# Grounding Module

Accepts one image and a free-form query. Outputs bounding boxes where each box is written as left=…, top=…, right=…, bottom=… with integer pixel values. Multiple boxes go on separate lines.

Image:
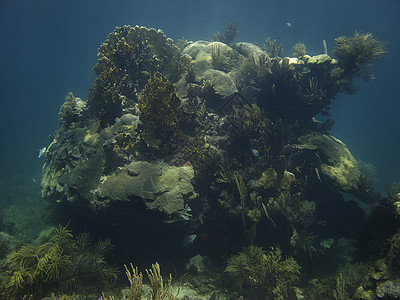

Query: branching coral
left=333, top=31, right=387, bottom=77
left=89, top=25, right=185, bottom=124
left=138, top=76, right=181, bottom=151
left=123, top=262, right=177, bottom=300
left=124, top=263, right=143, bottom=300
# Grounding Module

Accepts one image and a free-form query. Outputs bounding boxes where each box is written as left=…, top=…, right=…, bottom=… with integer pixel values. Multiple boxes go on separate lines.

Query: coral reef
left=88, top=25, right=186, bottom=124
left=38, top=25, right=392, bottom=299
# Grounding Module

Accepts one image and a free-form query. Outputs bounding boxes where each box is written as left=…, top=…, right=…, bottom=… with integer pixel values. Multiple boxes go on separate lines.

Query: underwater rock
left=297, top=132, right=361, bottom=193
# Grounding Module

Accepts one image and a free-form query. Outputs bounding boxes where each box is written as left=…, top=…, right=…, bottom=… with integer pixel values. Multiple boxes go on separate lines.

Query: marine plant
left=61, top=232, right=119, bottom=292
left=238, top=52, right=272, bottom=87
left=88, top=25, right=185, bottom=124
left=0, top=233, right=10, bottom=259
left=264, top=37, right=284, bottom=58
left=335, top=263, right=370, bottom=297
left=210, top=43, right=229, bottom=72
left=213, top=23, right=239, bottom=45
left=227, top=104, right=284, bottom=169
left=292, top=42, right=307, bottom=58
left=333, top=31, right=387, bottom=77
left=1, top=225, right=76, bottom=299
left=138, top=75, right=181, bottom=151
left=0, top=226, right=118, bottom=299
left=225, top=245, right=301, bottom=298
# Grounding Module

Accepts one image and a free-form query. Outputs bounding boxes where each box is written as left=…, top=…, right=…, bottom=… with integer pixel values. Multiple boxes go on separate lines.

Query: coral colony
left=2, top=25, right=394, bottom=299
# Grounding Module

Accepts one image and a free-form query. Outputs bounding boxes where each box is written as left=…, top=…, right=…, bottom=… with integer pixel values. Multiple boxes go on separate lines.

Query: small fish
left=38, top=147, right=46, bottom=158
left=286, top=22, right=292, bottom=28
left=181, top=234, right=197, bottom=247
left=115, top=117, right=121, bottom=124
left=251, top=148, right=260, bottom=157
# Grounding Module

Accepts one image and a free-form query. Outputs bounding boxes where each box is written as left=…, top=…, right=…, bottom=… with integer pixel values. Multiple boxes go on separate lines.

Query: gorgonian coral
left=333, top=31, right=387, bottom=77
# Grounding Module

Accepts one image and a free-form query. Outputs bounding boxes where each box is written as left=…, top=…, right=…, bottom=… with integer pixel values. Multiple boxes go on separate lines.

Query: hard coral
left=89, top=25, right=185, bottom=124
left=139, top=76, right=181, bottom=151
